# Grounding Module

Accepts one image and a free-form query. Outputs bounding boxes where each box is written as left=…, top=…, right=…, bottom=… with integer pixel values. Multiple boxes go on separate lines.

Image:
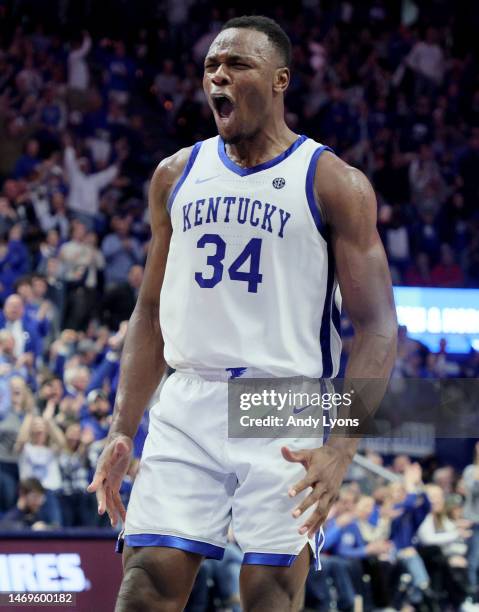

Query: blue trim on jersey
left=332, top=297, right=341, bottom=339
left=320, top=236, right=335, bottom=377
left=314, top=527, right=325, bottom=571
left=243, top=552, right=297, bottom=567
left=305, top=145, right=334, bottom=238
left=217, top=135, right=307, bottom=177
left=124, top=534, right=224, bottom=560
left=167, top=142, right=203, bottom=213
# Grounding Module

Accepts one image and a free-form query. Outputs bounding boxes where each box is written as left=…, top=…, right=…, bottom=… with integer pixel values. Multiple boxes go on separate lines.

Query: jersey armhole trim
left=305, top=145, right=334, bottom=239
left=167, top=141, right=203, bottom=214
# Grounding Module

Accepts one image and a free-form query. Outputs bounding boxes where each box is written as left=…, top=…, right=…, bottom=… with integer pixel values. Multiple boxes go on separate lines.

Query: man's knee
left=116, top=565, right=172, bottom=612
left=241, top=582, right=299, bottom=612
left=115, top=546, right=202, bottom=612
left=240, top=547, right=310, bottom=612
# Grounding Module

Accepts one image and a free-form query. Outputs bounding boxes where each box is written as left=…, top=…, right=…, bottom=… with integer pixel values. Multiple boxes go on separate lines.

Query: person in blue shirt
left=0, top=478, right=57, bottom=529
left=13, top=139, right=40, bottom=179
left=388, top=463, right=432, bottom=606
left=80, top=389, right=111, bottom=441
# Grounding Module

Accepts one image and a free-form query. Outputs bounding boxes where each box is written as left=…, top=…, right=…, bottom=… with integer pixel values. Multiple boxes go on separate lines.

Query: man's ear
left=273, top=67, right=290, bottom=93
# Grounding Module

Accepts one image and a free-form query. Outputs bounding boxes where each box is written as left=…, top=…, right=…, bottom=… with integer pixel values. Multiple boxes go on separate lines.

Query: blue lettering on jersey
left=181, top=196, right=291, bottom=238
left=206, top=197, right=221, bottom=223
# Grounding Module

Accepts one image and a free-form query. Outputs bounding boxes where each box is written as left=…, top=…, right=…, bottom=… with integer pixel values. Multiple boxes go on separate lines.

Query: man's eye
left=232, top=63, right=249, bottom=69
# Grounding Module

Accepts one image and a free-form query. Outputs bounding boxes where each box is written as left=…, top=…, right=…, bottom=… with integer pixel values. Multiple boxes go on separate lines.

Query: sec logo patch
left=272, top=177, right=285, bottom=189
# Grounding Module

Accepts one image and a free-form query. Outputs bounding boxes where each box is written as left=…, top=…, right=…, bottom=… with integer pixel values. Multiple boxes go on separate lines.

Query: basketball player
left=88, top=15, right=397, bottom=611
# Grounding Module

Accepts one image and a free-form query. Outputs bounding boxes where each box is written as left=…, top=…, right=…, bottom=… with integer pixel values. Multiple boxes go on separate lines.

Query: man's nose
left=211, top=64, right=230, bottom=85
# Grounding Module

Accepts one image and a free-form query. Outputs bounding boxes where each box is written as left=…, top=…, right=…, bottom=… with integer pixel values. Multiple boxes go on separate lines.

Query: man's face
left=4, top=296, right=24, bottom=321
left=89, top=398, right=110, bottom=418
left=25, top=490, right=46, bottom=514
left=203, top=28, right=285, bottom=144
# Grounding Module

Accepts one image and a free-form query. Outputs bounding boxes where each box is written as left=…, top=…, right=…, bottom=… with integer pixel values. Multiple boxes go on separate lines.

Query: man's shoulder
left=152, top=137, right=212, bottom=184
left=149, top=138, right=212, bottom=210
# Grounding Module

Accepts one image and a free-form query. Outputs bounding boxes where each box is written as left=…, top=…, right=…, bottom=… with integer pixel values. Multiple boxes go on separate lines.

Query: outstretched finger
left=288, top=472, right=316, bottom=497
left=95, top=481, right=107, bottom=515
left=87, top=470, right=105, bottom=494
left=292, top=486, right=325, bottom=518
left=298, top=508, right=324, bottom=537
left=112, top=490, right=126, bottom=523
left=106, top=486, right=118, bottom=527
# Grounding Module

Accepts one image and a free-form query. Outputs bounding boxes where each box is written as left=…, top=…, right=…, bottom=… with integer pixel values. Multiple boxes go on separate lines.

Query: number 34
left=195, top=234, right=263, bottom=293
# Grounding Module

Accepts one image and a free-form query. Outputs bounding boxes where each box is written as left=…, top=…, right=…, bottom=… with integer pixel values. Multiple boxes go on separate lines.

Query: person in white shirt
left=67, top=31, right=91, bottom=110
left=63, top=137, right=118, bottom=224
left=58, top=220, right=105, bottom=330
left=418, top=485, right=474, bottom=609
left=406, top=28, right=445, bottom=96
left=15, top=411, right=67, bottom=526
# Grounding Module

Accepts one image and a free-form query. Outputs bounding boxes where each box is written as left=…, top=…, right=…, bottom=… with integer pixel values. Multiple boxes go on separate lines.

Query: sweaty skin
left=88, top=24, right=397, bottom=612
left=283, top=152, right=397, bottom=537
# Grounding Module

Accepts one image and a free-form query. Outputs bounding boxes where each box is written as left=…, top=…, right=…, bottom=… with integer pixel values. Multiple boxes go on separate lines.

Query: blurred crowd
left=183, top=449, right=479, bottom=612
left=0, top=0, right=478, bottom=609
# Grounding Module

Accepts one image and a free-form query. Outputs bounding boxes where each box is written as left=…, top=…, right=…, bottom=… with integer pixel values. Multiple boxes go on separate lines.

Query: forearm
left=15, top=414, right=33, bottom=451
left=109, top=302, right=166, bottom=439
left=48, top=421, right=66, bottom=449
left=325, top=328, right=397, bottom=458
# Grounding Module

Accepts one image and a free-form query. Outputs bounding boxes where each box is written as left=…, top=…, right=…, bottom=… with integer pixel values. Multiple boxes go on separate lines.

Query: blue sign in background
left=393, top=287, right=479, bottom=353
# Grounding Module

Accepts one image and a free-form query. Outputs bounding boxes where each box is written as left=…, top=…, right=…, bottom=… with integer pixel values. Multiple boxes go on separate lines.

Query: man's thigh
left=116, top=545, right=203, bottom=612
left=239, top=544, right=311, bottom=612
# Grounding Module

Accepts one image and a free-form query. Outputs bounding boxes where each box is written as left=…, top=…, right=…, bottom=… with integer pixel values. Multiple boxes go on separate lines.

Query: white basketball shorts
left=123, top=371, right=326, bottom=568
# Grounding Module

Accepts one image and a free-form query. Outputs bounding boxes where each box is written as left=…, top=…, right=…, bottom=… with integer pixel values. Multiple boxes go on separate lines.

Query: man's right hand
left=87, top=434, right=133, bottom=527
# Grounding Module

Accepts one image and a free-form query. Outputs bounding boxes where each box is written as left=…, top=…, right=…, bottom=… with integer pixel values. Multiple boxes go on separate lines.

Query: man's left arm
left=283, top=152, right=397, bottom=537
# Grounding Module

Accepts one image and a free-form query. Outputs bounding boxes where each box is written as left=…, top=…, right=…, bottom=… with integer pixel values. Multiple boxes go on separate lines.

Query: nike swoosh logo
left=293, top=404, right=312, bottom=414
left=195, top=175, right=219, bottom=184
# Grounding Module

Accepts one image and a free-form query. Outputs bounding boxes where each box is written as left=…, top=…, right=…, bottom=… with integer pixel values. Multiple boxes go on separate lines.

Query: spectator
left=37, top=191, right=70, bottom=241
left=434, top=339, right=461, bottom=378
left=13, top=138, right=40, bottom=180
left=67, top=31, right=91, bottom=109
left=0, top=196, right=18, bottom=237
left=463, top=443, right=479, bottom=601
left=0, top=478, right=57, bottom=530
left=0, top=294, right=41, bottom=359
left=58, top=423, right=96, bottom=527
left=103, top=41, right=135, bottom=104
left=101, top=264, right=143, bottom=330
left=408, top=143, right=446, bottom=216
left=63, top=364, right=90, bottom=399
left=15, top=410, right=66, bottom=526
left=418, top=484, right=473, bottom=609
left=406, top=28, right=445, bottom=96
left=80, top=389, right=112, bottom=441
left=101, top=215, right=143, bottom=287
left=388, top=464, right=432, bottom=607
left=59, top=220, right=104, bottom=330
left=63, top=136, right=119, bottom=225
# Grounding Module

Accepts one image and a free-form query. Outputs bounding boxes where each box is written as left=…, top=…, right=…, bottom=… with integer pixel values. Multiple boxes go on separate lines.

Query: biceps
left=333, top=232, right=396, bottom=334
left=137, top=224, right=171, bottom=308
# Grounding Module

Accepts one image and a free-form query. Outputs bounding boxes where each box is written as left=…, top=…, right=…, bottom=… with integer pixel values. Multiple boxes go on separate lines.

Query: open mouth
left=212, top=94, right=235, bottom=119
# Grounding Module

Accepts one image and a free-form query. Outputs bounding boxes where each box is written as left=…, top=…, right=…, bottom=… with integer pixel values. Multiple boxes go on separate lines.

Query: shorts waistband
left=174, top=367, right=273, bottom=382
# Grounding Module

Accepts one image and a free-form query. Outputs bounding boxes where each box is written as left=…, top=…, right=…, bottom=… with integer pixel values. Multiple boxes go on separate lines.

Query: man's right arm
left=87, top=146, right=192, bottom=524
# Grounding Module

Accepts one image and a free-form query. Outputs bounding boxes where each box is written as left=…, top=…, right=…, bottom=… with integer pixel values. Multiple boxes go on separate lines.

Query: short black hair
left=221, top=15, right=292, bottom=68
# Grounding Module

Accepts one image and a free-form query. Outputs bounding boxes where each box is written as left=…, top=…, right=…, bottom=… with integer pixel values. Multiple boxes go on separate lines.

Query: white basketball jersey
left=160, top=135, right=342, bottom=378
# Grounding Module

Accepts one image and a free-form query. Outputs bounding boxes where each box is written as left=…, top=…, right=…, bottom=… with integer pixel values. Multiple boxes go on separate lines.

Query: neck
left=224, top=121, right=298, bottom=168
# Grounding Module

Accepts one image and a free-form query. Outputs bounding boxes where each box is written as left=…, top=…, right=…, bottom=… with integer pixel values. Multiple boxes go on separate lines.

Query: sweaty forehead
left=206, top=28, right=277, bottom=64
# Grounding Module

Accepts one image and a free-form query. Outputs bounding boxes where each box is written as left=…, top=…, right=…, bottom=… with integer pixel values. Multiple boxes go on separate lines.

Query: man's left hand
left=282, top=445, right=352, bottom=538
